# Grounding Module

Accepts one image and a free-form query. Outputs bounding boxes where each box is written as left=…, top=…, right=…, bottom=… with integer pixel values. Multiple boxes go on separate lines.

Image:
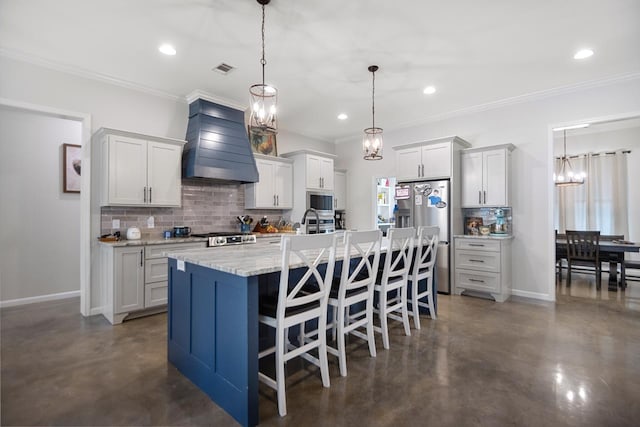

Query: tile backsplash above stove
left=101, top=179, right=285, bottom=237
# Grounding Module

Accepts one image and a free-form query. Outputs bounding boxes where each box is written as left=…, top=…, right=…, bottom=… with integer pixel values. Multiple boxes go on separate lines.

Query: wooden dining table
left=556, top=238, right=640, bottom=291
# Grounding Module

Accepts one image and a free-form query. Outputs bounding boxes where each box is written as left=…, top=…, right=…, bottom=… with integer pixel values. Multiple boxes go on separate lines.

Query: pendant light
left=554, top=130, right=585, bottom=186
left=249, top=0, right=277, bottom=134
left=363, top=65, right=383, bottom=160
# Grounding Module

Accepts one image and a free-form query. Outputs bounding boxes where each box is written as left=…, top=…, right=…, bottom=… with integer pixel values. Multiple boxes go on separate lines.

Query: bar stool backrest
left=381, top=227, right=415, bottom=285
left=278, top=234, right=337, bottom=319
left=413, top=226, right=439, bottom=278
left=338, top=230, right=383, bottom=298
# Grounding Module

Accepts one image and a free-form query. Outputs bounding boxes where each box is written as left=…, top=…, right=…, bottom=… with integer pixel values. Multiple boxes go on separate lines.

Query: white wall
left=277, top=129, right=335, bottom=155
left=0, top=107, right=82, bottom=302
left=335, top=77, right=640, bottom=301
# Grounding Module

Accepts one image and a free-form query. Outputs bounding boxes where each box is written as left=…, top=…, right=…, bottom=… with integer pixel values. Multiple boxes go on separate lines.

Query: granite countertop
left=97, top=236, right=208, bottom=247
left=454, top=234, right=514, bottom=240
left=167, top=237, right=393, bottom=278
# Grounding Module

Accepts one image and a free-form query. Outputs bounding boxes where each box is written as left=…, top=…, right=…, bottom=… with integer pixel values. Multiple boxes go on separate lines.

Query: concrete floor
left=2, top=279, right=640, bottom=426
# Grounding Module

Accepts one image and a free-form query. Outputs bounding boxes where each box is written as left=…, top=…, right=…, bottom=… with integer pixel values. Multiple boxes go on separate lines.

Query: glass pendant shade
left=554, top=130, right=585, bottom=186
left=363, top=65, right=383, bottom=160
left=249, top=0, right=277, bottom=134
left=363, top=127, right=383, bottom=160
left=249, top=84, right=277, bottom=133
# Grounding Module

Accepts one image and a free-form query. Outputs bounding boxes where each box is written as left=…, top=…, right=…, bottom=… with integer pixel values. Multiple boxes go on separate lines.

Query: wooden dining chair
left=555, top=230, right=567, bottom=281
left=258, top=233, right=337, bottom=417
left=566, top=230, right=601, bottom=290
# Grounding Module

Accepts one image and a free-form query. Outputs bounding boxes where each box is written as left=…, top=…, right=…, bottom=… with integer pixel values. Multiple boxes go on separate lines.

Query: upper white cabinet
left=393, top=136, right=471, bottom=181
left=244, top=154, right=293, bottom=209
left=281, top=150, right=336, bottom=192
left=334, top=169, right=347, bottom=210
left=305, top=154, right=334, bottom=190
left=94, top=128, right=184, bottom=207
left=461, top=144, right=515, bottom=207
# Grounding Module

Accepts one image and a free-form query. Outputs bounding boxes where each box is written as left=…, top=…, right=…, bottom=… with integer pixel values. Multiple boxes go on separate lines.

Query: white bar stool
left=258, top=234, right=337, bottom=417
left=326, top=229, right=382, bottom=377
left=408, top=226, right=439, bottom=328
left=373, top=227, right=415, bottom=349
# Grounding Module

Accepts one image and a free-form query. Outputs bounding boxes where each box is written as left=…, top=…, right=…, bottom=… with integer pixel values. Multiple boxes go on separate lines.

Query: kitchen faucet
left=301, top=208, right=320, bottom=234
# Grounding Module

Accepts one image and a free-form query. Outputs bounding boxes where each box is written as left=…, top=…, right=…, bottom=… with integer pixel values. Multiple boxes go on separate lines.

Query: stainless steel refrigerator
left=395, top=180, right=451, bottom=294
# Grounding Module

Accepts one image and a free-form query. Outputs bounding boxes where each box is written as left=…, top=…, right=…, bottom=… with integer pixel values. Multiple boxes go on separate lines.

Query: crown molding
left=0, top=47, right=185, bottom=102
left=185, top=89, right=247, bottom=111
left=334, top=71, right=640, bottom=144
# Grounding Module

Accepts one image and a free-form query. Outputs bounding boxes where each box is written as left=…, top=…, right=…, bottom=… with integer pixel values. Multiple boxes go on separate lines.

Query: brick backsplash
left=101, top=179, right=286, bottom=237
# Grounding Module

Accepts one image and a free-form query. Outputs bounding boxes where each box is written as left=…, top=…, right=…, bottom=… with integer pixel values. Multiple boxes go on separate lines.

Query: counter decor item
left=465, top=217, right=483, bottom=235
left=126, top=227, right=141, bottom=240
left=479, top=225, right=491, bottom=236
left=173, top=226, right=191, bottom=237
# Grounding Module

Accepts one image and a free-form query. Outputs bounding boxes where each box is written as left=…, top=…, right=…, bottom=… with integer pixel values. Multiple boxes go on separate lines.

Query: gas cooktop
left=191, top=232, right=257, bottom=247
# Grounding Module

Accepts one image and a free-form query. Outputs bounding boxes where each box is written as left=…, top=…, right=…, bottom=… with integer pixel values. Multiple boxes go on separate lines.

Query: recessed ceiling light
left=337, top=113, right=348, bottom=120
left=423, top=86, right=436, bottom=95
left=553, top=123, right=590, bottom=131
left=158, top=44, right=176, bottom=56
left=573, top=49, right=593, bottom=60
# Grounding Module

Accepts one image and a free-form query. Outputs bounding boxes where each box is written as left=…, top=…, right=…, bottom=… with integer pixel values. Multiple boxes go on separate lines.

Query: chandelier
left=554, top=129, right=585, bottom=186
left=363, top=65, right=383, bottom=160
left=249, top=0, right=277, bottom=134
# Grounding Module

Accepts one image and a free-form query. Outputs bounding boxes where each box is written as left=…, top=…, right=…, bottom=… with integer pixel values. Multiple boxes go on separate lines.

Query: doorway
left=551, top=114, right=640, bottom=301
left=373, top=176, right=397, bottom=236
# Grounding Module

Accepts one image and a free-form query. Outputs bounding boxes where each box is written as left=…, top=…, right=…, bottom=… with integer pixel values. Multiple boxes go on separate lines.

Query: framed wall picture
left=248, top=126, right=277, bottom=156
left=63, top=143, right=81, bottom=193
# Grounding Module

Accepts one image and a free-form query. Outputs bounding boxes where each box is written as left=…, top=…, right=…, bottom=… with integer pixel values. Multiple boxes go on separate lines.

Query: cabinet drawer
left=145, top=257, right=168, bottom=283
left=144, top=282, right=167, bottom=307
left=455, top=250, right=500, bottom=273
left=145, top=242, right=205, bottom=259
left=456, top=270, right=500, bottom=293
left=456, top=239, right=501, bottom=252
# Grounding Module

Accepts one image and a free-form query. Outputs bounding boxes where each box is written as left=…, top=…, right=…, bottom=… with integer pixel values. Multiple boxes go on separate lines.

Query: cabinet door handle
left=421, top=164, right=425, bottom=177
left=276, top=195, right=279, bottom=206
left=469, top=259, right=485, bottom=263
left=469, top=243, right=485, bottom=247
left=469, top=278, right=485, bottom=283
left=417, top=165, right=420, bottom=177
left=483, top=191, right=486, bottom=204
left=478, top=190, right=481, bottom=204
left=143, top=187, right=147, bottom=203
left=273, top=195, right=276, bottom=206
left=149, top=187, right=152, bottom=203
left=140, top=249, right=143, bottom=267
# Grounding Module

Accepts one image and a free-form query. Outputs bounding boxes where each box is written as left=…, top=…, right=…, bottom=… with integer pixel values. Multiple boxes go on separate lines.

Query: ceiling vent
left=213, top=63, right=235, bottom=75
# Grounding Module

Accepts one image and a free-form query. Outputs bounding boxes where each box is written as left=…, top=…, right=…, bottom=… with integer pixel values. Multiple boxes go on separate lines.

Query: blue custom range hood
left=183, top=99, right=259, bottom=183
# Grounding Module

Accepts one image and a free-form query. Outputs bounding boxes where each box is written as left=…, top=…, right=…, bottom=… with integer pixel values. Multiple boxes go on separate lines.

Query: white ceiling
left=1, top=0, right=639, bottom=142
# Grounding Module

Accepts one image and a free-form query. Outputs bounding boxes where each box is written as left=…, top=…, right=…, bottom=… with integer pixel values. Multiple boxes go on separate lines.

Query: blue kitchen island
left=166, top=237, right=436, bottom=426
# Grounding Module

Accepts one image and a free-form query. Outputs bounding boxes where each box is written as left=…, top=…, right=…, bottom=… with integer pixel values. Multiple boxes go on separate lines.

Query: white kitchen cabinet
left=95, top=128, right=185, bottom=207
left=99, top=241, right=206, bottom=324
left=114, top=246, right=145, bottom=315
left=393, top=136, right=471, bottom=181
left=281, top=149, right=338, bottom=223
left=305, top=154, right=334, bottom=190
left=454, top=236, right=512, bottom=302
left=461, top=144, right=514, bottom=208
left=334, top=169, right=347, bottom=210
left=244, top=154, right=293, bottom=209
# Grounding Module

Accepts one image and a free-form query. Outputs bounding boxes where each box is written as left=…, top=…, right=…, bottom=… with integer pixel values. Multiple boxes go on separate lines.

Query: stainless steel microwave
left=307, top=191, right=334, bottom=214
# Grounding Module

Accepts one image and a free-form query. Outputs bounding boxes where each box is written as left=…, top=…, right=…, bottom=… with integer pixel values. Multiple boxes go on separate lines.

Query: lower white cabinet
left=454, top=237, right=512, bottom=302
left=100, top=241, right=206, bottom=324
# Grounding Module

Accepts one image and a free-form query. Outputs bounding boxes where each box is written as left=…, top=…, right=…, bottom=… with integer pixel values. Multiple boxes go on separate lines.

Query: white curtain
left=555, top=151, right=629, bottom=236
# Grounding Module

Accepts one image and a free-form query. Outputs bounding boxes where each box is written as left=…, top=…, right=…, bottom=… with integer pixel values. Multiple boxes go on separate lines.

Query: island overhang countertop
left=165, top=237, right=394, bottom=277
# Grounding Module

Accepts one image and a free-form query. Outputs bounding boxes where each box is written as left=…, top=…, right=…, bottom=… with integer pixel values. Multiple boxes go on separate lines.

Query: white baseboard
left=0, top=290, right=80, bottom=308
left=511, top=289, right=555, bottom=302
